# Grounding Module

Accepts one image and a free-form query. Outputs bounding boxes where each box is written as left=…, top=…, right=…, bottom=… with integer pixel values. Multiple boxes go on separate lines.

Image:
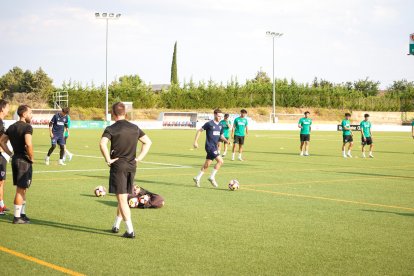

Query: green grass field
left=0, top=129, right=413, bottom=275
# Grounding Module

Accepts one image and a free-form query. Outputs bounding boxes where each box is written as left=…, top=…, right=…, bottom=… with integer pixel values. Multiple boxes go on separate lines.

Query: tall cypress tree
left=170, top=41, right=178, bottom=85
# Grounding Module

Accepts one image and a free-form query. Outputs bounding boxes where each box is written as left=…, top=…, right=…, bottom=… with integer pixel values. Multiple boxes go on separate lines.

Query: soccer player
left=360, top=114, right=374, bottom=158
left=193, top=109, right=229, bottom=188
left=0, top=105, right=34, bottom=224
left=100, top=102, right=152, bottom=239
left=128, top=185, right=165, bottom=209
left=231, top=109, right=248, bottom=161
left=0, top=100, right=10, bottom=215
left=298, top=111, right=312, bottom=156
left=62, top=114, right=73, bottom=162
left=412, top=120, right=414, bottom=140
left=341, top=112, right=353, bottom=158
left=45, top=107, right=70, bottom=165
left=218, top=113, right=231, bottom=157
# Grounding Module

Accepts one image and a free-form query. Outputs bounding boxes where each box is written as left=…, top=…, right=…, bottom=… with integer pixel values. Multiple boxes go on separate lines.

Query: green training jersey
left=219, top=119, right=231, bottom=138
left=341, top=119, right=352, bottom=136
left=64, top=115, right=71, bottom=137
left=360, top=120, right=371, bottom=138
left=233, top=117, right=248, bottom=136
left=412, top=120, right=414, bottom=126
left=298, top=117, right=312, bottom=134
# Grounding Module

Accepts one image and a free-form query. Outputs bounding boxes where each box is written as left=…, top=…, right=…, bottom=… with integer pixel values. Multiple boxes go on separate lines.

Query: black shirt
left=6, top=121, right=33, bottom=161
left=102, top=120, right=145, bottom=171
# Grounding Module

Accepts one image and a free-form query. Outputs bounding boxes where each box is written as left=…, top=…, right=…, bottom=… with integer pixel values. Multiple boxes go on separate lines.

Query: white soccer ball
left=228, top=179, right=240, bottom=191
left=138, top=194, right=150, bottom=205
left=128, top=197, right=139, bottom=208
left=94, top=186, right=107, bottom=197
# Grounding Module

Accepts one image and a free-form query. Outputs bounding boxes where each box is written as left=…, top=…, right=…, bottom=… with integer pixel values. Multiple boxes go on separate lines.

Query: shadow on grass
left=0, top=215, right=115, bottom=237
left=335, top=171, right=414, bottom=180
left=247, top=150, right=334, bottom=157
left=361, top=209, right=414, bottom=217
left=375, top=150, right=413, bottom=155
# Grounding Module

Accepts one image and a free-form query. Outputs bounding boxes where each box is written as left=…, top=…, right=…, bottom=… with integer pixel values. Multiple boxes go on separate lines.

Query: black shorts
left=206, top=148, right=220, bottom=161
left=0, top=154, right=7, bottom=181
left=300, top=134, right=310, bottom=142
left=11, top=157, right=32, bottom=189
left=234, top=135, right=245, bottom=145
left=109, top=169, right=135, bottom=194
left=51, top=135, right=65, bottom=145
left=343, top=135, right=353, bottom=143
left=361, top=137, right=373, bottom=145
left=64, top=136, right=68, bottom=143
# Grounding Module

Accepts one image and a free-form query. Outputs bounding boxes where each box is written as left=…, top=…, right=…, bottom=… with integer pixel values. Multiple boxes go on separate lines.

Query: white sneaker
left=343, top=154, right=347, bottom=158
left=68, top=153, right=73, bottom=161
left=304, top=152, right=309, bottom=156
left=58, top=160, right=66, bottom=166
left=193, top=177, right=200, bottom=188
left=231, top=157, right=235, bottom=161
left=45, top=157, right=50, bottom=165
left=207, top=177, right=218, bottom=188
left=369, top=154, right=374, bottom=158
left=362, top=153, right=366, bottom=158
left=347, top=153, right=352, bottom=158
left=300, top=152, right=304, bottom=156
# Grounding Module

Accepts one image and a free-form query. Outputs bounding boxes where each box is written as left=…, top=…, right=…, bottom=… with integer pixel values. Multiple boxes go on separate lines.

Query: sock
left=63, top=153, right=66, bottom=160
left=362, top=152, right=366, bottom=157
left=238, top=153, right=242, bottom=158
left=223, top=150, right=227, bottom=155
left=369, top=151, right=372, bottom=155
left=45, top=155, right=50, bottom=160
left=305, top=151, right=308, bottom=155
left=113, top=216, right=122, bottom=228
left=210, top=169, right=218, bottom=179
left=125, top=220, right=134, bottom=234
left=14, top=205, right=22, bottom=218
left=196, top=171, right=204, bottom=180
left=0, top=200, right=4, bottom=208
left=21, top=201, right=26, bottom=215
left=59, top=159, right=64, bottom=162
left=300, top=151, right=303, bottom=154
left=232, top=153, right=235, bottom=159
left=348, top=150, right=351, bottom=155
left=342, top=150, right=346, bottom=155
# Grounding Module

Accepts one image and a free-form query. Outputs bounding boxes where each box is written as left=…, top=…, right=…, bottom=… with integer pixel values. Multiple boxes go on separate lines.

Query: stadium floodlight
left=266, top=31, right=283, bottom=123
left=95, top=12, right=121, bottom=124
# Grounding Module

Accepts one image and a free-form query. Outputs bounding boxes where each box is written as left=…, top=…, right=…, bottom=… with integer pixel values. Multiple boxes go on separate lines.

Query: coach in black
left=0, top=105, right=34, bottom=224
left=99, top=102, right=152, bottom=238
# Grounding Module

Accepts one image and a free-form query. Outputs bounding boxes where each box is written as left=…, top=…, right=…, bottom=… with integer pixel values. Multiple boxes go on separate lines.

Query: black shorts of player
left=64, top=136, right=68, bottom=143
left=234, top=135, right=245, bottom=145
left=343, top=135, right=353, bottom=143
left=0, top=154, right=7, bottom=181
left=51, top=134, right=65, bottom=145
left=361, top=137, right=373, bottom=146
left=109, top=168, right=135, bottom=194
left=205, top=148, right=220, bottom=161
left=11, top=156, right=32, bottom=189
left=300, top=134, right=310, bottom=142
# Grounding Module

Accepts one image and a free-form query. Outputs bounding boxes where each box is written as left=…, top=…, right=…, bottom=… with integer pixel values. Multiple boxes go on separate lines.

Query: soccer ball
left=128, top=197, right=139, bottom=208
left=94, top=186, right=107, bottom=197
left=138, top=194, right=150, bottom=205
left=228, top=179, right=240, bottom=191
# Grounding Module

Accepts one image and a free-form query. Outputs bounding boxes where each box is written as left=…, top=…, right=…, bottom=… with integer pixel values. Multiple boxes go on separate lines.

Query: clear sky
left=0, top=0, right=413, bottom=89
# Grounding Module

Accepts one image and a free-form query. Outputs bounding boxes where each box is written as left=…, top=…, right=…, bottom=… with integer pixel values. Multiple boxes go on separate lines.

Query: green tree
left=170, top=41, right=178, bottom=85
left=32, top=67, right=54, bottom=98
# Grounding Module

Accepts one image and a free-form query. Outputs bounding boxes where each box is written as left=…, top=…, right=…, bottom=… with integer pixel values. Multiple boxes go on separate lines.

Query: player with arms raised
left=341, top=113, right=353, bottom=158
left=193, top=109, right=229, bottom=188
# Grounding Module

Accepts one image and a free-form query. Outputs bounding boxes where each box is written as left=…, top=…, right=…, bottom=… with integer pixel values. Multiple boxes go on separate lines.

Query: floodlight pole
left=95, top=12, right=121, bottom=125
left=266, top=31, right=283, bottom=123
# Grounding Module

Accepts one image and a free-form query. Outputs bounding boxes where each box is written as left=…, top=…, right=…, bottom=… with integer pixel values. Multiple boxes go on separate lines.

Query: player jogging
left=62, top=114, right=73, bottom=162
left=341, top=112, right=353, bottom=158
left=45, top=107, right=70, bottom=165
left=360, top=113, right=374, bottom=158
left=298, top=111, right=312, bottom=156
left=218, top=113, right=231, bottom=157
left=0, top=105, right=34, bottom=224
left=193, top=109, right=229, bottom=188
left=100, top=102, right=152, bottom=239
left=231, top=109, right=248, bottom=161
left=0, top=100, right=10, bottom=215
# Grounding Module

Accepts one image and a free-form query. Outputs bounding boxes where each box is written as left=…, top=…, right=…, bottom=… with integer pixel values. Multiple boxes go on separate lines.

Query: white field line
left=33, top=150, right=190, bottom=168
